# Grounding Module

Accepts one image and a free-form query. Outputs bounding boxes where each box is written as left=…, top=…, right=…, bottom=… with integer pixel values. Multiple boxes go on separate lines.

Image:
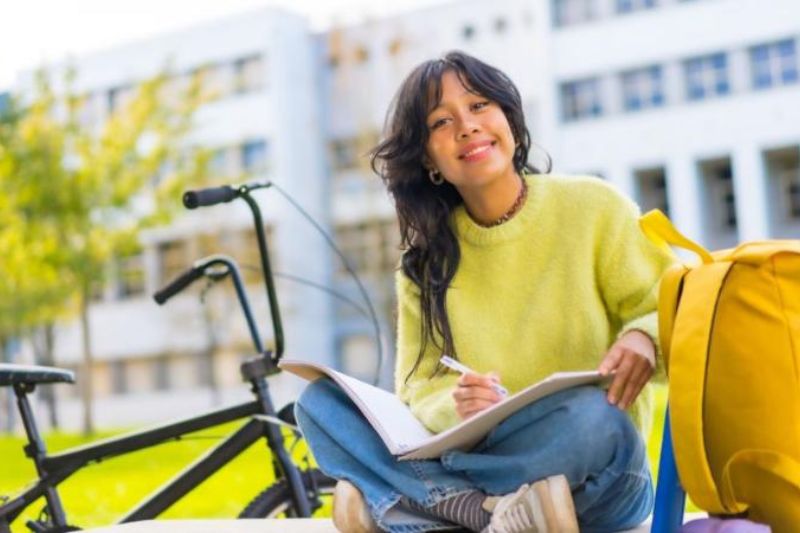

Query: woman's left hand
left=597, top=330, right=656, bottom=410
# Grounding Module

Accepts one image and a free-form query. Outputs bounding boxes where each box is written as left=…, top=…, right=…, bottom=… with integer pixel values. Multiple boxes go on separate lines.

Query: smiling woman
left=294, top=50, right=676, bottom=533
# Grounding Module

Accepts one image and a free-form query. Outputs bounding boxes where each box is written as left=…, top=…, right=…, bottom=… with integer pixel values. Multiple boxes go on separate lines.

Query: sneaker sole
left=545, top=475, right=579, bottom=533
left=332, top=480, right=379, bottom=533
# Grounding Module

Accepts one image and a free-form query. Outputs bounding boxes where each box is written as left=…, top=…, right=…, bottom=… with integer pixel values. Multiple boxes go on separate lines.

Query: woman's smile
left=458, top=140, right=496, bottom=163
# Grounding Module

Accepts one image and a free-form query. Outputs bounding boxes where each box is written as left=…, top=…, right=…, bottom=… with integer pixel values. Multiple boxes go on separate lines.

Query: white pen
left=440, top=355, right=509, bottom=397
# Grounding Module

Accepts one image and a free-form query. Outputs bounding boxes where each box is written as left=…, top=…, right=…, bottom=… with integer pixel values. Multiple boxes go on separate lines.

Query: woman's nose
left=457, top=120, right=480, bottom=139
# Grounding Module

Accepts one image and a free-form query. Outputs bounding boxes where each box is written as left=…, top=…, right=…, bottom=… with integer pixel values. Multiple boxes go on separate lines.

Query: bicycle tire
left=239, top=468, right=337, bottom=518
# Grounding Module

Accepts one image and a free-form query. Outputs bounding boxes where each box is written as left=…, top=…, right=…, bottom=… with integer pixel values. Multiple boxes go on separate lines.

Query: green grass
left=0, top=422, right=319, bottom=531
left=1, top=385, right=688, bottom=531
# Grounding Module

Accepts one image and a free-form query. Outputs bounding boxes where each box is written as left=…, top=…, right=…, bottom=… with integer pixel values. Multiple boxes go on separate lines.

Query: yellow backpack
left=639, top=210, right=800, bottom=531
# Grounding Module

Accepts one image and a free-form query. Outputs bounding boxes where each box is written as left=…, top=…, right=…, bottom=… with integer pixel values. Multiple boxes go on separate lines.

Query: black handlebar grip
left=153, top=266, right=205, bottom=305
left=183, top=186, right=238, bottom=209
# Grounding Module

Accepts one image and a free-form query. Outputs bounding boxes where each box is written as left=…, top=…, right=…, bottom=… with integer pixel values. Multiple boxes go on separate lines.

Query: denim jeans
left=295, top=379, right=653, bottom=533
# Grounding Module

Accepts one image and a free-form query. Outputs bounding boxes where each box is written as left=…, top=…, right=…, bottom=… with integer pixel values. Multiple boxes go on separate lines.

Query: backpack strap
left=639, top=210, right=713, bottom=264
left=657, top=263, right=688, bottom=372
left=669, top=261, right=735, bottom=513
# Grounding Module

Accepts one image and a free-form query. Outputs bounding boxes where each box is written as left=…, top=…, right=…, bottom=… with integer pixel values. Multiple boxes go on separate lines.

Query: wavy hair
left=370, top=51, right=551, bottom=382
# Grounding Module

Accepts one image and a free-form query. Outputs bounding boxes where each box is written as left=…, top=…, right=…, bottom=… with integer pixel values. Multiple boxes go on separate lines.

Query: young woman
left=295, top=51, right=675, bottom=533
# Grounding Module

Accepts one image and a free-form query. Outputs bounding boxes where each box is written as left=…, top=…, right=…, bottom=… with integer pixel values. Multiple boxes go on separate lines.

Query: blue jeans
left=295, top=380, right=653, bottom=532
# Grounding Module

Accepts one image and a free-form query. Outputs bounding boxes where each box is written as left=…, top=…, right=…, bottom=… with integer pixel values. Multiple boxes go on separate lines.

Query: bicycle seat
left=0, top=363, right=75, bottom=387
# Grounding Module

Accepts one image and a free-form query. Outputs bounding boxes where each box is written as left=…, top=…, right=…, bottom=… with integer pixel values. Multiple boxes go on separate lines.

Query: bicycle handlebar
left=153, top=266, right=205, bottom=304
left=183, top=186, right=238, bottom=209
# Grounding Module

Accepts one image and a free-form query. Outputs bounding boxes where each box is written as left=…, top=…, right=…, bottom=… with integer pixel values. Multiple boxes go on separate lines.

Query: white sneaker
left=481, top=475, right=578, bottom=533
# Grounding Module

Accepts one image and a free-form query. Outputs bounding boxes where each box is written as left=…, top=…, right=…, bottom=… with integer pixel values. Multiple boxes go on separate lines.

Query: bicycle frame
left=0, top=186, right=317, bottom=531
left=1, top=388, right=266, bottom=528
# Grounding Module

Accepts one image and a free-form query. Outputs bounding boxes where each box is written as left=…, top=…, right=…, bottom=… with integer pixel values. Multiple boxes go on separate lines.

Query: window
left=157, top=240, right=188, bottom=287
left=234, top=55, right=264, bottom=94
left=616, top=0, right=657, bottom=14
left=750, top=39, right=798, bottom=90
left=685, top=53, right=730, bottom=101
left=334, top=219, right=400, bottom=277
left=388, top=38, right=404, bottom=56
left=116, top=253, right=145, bottom=299
left=193, top=63, right=230, bottom=100
left=330, top=139, right=358, bottom=170
left=634, top=167, right=670, bottom=217
left=111, top=361, right=128, bottom=395
left=160, top=74, right=190, bottom=109
left=765, top=146, right=800, bottom=230
left=561, top=78, right=603, bottom=121
left=354, top=45, right=370, bottom=63
left=339, top=334, right=378, bottom=380
left=462, top=24, right=476, bottom=40
left=779, top=159, right=800, bottom=219
left=78, top=92, right=101, bottom=126
left=154, top=357, right=171, bottom=391
left=210, top=147, right=231, bottom=178
left=241, top=140, right=268, bottom=173
left=621, top=65, right=665, bottom=111
left=329, top=131, right=379, bottom=172
left=790, top=181, right=800, bottom=218
left=698, top=158, right=737, bottom=245
left=107, top=85, right=135, bottom=114
left=553, top=0, right=596, bottom=27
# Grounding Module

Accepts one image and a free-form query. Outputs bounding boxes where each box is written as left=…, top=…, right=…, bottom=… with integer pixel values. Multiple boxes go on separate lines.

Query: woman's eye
left=429, top=118, right=448, bottom=130
left=471, top=101, right=490, bottom=111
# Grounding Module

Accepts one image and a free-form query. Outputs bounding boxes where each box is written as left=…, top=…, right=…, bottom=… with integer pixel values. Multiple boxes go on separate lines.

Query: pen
left=440, top=355, right=509, bottom=397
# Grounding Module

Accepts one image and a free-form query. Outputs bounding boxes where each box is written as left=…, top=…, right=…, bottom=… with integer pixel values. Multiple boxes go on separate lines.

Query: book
left=279, top=359, right=611, bottom=461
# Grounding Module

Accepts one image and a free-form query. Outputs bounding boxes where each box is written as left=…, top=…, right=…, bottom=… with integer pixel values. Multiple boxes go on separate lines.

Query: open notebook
left=279, top=359, right=610, bottom=461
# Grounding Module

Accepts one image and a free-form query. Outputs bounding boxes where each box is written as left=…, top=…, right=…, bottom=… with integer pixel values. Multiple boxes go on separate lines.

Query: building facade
left=10, top=0, right=799, bottom=430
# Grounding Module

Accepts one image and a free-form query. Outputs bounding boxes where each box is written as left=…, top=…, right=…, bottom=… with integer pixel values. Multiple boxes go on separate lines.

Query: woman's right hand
left=452, top=372, right=505, bottom=420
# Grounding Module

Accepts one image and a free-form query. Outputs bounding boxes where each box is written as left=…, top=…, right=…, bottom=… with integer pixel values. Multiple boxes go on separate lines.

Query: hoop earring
left=429, top=169, right=444, bottom=185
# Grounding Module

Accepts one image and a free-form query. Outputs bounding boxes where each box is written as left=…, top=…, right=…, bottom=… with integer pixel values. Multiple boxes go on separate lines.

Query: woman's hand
left=453, top=372, right=505, bottom=420
left=598, top=330, right=656, bottom=410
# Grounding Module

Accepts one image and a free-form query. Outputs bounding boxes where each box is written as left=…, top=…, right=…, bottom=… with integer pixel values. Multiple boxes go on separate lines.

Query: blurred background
left=0, top=0, right=798, bottom=438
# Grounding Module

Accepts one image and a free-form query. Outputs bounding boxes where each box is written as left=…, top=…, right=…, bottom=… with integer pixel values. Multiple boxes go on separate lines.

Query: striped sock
left=405, top=490, right=491, bottom=531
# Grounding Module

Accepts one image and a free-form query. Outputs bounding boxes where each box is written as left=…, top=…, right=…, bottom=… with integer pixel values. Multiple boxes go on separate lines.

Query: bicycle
left=0, top=181, right=338, bottom=533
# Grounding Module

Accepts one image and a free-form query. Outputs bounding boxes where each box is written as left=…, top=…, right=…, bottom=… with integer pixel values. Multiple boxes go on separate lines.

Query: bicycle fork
left=247, top=363, right=314, bottom=517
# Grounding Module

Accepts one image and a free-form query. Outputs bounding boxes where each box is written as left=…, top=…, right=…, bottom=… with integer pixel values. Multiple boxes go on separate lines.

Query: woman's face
left=424, top=70, right=517, bottom=190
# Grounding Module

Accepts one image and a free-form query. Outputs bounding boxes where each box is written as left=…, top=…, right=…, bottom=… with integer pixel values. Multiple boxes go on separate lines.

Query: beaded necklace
left=474, top=178, right=528, bottom=228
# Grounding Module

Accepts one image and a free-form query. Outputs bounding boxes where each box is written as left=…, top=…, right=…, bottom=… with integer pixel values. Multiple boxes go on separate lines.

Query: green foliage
left=0, top=67, right=212, bottom=337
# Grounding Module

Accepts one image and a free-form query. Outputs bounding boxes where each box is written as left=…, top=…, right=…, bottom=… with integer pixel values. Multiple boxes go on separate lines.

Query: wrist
left=621, top=329, right=656, bottom=365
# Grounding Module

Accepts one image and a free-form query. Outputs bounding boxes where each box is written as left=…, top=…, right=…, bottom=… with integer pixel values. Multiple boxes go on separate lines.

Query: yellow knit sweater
left=394, top=173, right=676, bottom=438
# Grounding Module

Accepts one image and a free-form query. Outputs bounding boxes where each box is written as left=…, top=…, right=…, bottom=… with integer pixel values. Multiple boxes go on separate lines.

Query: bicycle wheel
left=239, top=468, right=337, bottom=518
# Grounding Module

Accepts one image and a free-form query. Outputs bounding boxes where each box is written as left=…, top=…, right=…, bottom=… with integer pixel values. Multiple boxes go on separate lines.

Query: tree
left=0, top=68, right=211, bottom=434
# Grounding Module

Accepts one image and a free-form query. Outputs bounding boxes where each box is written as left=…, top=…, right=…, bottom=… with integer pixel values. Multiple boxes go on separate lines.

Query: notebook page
left=331, top=370, right=433, bottom=454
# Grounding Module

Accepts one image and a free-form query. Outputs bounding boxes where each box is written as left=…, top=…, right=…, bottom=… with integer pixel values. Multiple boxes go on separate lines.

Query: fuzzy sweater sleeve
left=595, top=186, right=677, bottom=380
left=394, top=271, right=461, bottom=433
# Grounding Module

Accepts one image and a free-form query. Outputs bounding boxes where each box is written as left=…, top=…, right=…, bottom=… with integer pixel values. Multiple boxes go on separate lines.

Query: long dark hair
left=370, top=51, right=551, bottom=382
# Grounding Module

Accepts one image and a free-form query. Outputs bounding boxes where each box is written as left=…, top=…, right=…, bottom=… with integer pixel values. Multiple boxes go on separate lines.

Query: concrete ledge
left=86, top=519, right=337, bottom=532
left=83, top=513, right=708, bottom=532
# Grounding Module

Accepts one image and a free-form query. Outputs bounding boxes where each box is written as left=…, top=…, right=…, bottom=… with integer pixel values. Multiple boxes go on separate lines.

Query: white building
left=8, top=0, right=799, bottom=430
left=543, top=0, right=800, bottom=250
